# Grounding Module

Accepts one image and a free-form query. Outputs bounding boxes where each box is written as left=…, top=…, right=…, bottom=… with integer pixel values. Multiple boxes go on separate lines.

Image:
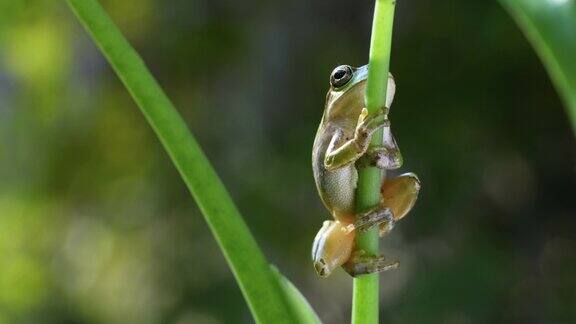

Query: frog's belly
left=315, top=165, right=357, bottom=222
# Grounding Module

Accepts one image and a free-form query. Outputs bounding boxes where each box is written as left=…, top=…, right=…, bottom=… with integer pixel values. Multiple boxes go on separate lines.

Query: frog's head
left=325, top=64, right=395, bottom=125
left=312, top=220, right=355, bottom=278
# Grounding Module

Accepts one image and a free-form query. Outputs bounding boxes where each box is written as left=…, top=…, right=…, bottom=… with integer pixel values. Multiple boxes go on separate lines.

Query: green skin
left=311, top=65, right=420, bottom=278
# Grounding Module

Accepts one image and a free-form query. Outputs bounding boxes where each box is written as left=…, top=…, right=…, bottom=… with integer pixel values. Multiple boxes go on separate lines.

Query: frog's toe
left=314, top=259, right=331, bottom=278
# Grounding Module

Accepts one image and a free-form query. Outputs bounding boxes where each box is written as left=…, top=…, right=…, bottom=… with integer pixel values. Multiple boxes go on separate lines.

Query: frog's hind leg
left=312, top=220, right=355, bottom=278
left=342, top=250, right=399, bottom=277
left=354, top=206, right=395, bottom=233
left=379, top=172, right=420, bottom=236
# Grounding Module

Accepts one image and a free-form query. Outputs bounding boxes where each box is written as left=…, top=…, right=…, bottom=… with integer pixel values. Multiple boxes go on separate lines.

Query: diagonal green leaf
left=271, top=266, right=322, bottom=324
left=500, top=0, right=576, bottom=135
left=65, top=0, right=319, bottom=322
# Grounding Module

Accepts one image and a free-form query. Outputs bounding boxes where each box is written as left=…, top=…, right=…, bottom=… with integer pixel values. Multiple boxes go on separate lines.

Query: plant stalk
left=352, top=0, right=396, bottom=323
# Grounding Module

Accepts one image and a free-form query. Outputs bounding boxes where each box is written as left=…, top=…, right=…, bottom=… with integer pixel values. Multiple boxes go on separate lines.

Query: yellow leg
left=379, top=172, right=420, bottom=236
left=312, top=220, right=355, bottom=278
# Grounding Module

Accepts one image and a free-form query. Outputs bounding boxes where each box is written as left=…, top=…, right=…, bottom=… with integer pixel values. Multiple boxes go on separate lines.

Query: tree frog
left=311, top=64, right=421, bottom=278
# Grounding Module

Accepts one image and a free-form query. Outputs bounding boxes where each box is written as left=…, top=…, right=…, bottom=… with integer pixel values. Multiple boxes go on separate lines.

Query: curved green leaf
left=271, top=266, right=322, bottom=324
left=65, top=0, right=318, bottom=322
left=500, top=0, right=576, bottom=135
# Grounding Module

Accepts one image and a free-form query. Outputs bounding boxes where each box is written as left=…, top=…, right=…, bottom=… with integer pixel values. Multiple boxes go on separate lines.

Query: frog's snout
left=314, top=259, right=330, bottom=278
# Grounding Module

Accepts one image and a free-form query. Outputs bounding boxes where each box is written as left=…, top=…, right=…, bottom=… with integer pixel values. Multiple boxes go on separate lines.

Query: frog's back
left=312, top=66, right=370, bottom=222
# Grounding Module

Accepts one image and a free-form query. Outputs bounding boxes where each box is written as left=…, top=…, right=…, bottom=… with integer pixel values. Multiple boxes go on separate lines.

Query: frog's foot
left=343, top=250, right=399, bottom=277
left=355, top=206, right=395, bottom=233
left=357, top=145, right=402, bottom=170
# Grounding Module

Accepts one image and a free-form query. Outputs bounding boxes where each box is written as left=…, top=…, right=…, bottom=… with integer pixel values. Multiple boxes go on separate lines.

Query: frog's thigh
left=381, top=172, right=421, bottom=221
left=312, top=220, right=356, bottom=277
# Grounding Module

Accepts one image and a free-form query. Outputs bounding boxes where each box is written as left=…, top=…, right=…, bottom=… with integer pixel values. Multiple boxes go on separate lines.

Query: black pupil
left=334, top=70, right=346, bottom=80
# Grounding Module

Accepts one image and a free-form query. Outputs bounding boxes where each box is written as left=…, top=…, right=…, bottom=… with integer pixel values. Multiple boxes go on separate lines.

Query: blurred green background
left=1, top=0, right=575, bottom=323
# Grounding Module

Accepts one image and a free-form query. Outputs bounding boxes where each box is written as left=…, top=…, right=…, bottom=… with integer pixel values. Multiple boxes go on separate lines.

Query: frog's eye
left=330, top=65, right=353, bottom=88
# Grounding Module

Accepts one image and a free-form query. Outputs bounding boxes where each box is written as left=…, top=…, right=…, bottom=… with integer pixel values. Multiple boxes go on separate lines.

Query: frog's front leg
left=324, top=108, right=389, bottom=171
left=342, top=250, right=399, bottom=277
left=357, top=123, right=402, bottom=170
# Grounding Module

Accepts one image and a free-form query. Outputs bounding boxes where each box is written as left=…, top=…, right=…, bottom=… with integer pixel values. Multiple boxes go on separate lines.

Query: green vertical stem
left=352, top=0, right=396, bottom=323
